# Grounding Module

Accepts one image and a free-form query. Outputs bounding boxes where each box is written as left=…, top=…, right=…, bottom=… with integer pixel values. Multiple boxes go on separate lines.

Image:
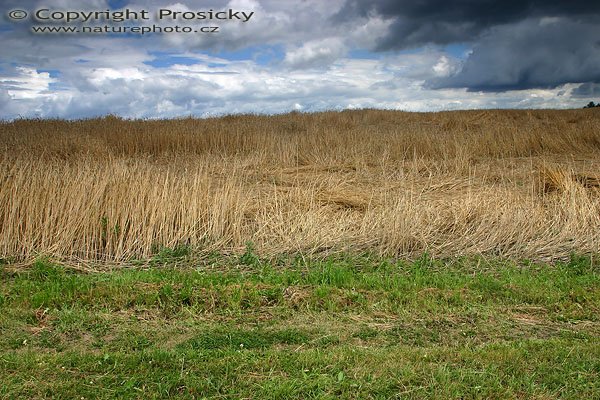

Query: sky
left=1, top=0, right=599, bottom=119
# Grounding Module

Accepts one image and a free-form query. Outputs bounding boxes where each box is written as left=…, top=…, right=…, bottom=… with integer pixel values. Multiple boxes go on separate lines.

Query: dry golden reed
left=1, top=109, right=599, bottom=262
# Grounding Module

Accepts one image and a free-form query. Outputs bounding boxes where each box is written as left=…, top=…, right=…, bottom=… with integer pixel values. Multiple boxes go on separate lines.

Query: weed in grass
left=150, top=245, right=191, bottom=266
left=352, top=326, right=379, bottom=341
left=239, top=241, right=261, bottom=267
left=180, top=327, right=311, bottom=351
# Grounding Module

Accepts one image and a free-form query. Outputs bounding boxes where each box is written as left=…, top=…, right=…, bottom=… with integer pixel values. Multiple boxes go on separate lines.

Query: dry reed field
left=1, top=109, right=600, bottom=263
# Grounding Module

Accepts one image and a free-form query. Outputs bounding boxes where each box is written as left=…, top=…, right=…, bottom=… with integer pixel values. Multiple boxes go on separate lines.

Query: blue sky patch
left=443, top=43, right=471, bottom=59
left=38, top=69, right=61, bottom=78
left=210, top=45, right=285, bottom=65
left=108, top=0, right=129, bottom=10
left=145, top=52, right=203, bottom=68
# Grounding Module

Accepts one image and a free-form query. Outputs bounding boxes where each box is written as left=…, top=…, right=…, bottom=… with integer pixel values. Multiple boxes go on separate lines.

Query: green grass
left=1, top=253, right=599, bottom=399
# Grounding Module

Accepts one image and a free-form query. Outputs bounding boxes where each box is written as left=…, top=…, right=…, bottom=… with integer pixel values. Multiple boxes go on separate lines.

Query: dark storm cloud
left=335, top=0, right=600, bottom=92
left=428, top=19, right=600, bottom=92
left=572, top=83, right=600, bottom=98
left=335, top=0, right=600, bottom=50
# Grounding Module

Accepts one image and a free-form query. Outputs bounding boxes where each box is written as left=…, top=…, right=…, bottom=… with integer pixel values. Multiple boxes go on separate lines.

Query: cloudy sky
left=1, top=0, right=599, bottom=119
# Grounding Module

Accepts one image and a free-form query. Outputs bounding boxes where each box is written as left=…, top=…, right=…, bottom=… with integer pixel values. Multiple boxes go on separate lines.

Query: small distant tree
left=583, top=101, right=600, bottom=108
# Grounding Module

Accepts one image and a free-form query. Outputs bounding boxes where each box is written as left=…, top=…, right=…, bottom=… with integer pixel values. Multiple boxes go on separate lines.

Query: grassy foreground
left=1, top=252, right=599, bottom=399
